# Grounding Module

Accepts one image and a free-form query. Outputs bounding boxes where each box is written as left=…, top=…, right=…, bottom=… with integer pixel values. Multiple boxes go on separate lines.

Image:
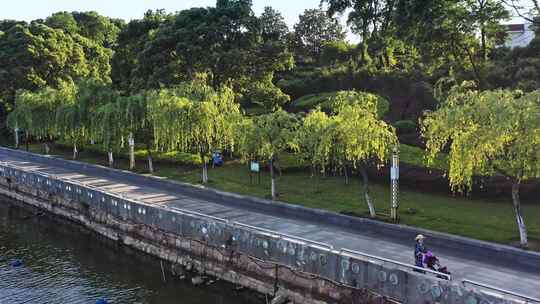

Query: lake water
left=0, top=198, right=262, bottom=304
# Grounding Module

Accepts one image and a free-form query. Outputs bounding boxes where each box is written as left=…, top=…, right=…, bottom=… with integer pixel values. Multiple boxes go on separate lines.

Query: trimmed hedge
left=289, top=90, right=390, bottom=118
left=394, top=120, right=417, bottom=134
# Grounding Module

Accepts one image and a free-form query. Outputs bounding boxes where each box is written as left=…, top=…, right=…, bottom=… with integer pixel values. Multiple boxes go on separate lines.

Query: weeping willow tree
left=189, top=85, right=241, bottom=184
left=56, top=102, right=84, bottom=159
left=77, top=79, right=114, bottom=146
left=149, top=78, right=241, bottom=184
left=6, top=84, right=75, bottom=152
left=148, top=89, right=193, bottom=154
left=239, top=109, right=299, bottom=200
left=6, top=91, right=33, bottom=150
left=329, top=93, right=397, bottom=218
left=299, top=108, right=333, bottom=191
left=120, top=93, right=153, bottom=171
left=93, top=96, right=125, bottom=167
left=422, top=86, right=540, bottom=248
left=55, top=78, right=112, bottom=159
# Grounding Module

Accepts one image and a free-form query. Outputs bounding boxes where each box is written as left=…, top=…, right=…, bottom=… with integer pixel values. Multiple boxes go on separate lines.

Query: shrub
left=290, top=90, right=390, bottom=118
left=394, top=120, right=417, bottom=134
left=290, top=92, right=337, bottom=111
left=160, top=151, right=202, bottom=165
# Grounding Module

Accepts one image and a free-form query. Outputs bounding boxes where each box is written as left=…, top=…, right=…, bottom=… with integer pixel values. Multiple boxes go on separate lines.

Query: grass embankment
left=20, top=143, right=540, bottom=249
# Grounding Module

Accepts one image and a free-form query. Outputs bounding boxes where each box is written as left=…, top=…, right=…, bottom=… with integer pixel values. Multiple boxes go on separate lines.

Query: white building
left=504, top=22, right=535, bottom=48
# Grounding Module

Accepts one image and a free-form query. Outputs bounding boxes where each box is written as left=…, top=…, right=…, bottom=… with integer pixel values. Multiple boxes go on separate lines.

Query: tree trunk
left=128, top=133, right=135, bottom=170
left=270, top=158, right=276, bottom=200
left=314, top=166, right=321, bottom=193
left=360, top=165, right=376, bottom=218
left=44, top=142, right=50, bottom=154
left=480, top=27, right=487, bottom=62
left=73, top=143, right=78, bottom=160
left=202, top=155, right=208, bottom=184
left=108, top=150, right=114, bottom=168
left=14, top=125, right=19, bottom=149
left=512, top=181, right=528, bottom=248
left=146, top=141, right=154, bottom=173
left=344, top=164, right=349, bottom=185
left=25, top=132, right=29, bottom=151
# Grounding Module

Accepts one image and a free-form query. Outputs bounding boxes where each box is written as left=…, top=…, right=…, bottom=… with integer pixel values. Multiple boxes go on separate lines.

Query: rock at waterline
left=191, top=276, right=205, bottom=285
left=10, top=259, right=23, bottom=267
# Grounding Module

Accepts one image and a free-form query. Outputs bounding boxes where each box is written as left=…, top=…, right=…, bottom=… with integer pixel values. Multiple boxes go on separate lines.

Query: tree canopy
left=239, top=109, right=299, bottom=199
left=293, top=9, right=346, bottom=61
left=422, top=85, right=540, bottom=247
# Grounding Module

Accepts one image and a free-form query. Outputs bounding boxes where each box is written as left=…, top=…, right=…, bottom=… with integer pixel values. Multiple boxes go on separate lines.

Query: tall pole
left=390, top=146, right=399, bottom=222
left=14, top=123, right=19, bottom=149
left=128, top=133, right=135, bottom=170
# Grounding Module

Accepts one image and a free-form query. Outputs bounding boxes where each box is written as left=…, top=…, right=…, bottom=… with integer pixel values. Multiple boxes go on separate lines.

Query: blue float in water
left=95, top=299, right=108, bottom=304
left=10, top=259, right=23, bottom=267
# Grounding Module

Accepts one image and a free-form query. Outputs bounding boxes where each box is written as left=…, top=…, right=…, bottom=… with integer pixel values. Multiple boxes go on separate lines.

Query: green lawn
left=399, top=144, right=449, bottom=171
left=20, top=143, right=540, bottom=249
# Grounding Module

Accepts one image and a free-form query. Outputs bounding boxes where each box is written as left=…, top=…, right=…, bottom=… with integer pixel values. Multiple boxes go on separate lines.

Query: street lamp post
left=14, top=123, right=19, bottom=149
left=128, top=133, right=135, bottom=170
left=390, top=146, right=399, bottom=222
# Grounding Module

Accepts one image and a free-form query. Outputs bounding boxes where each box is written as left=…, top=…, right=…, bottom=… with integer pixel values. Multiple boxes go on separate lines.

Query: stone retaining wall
left=0, top=161, right=525, bottom=304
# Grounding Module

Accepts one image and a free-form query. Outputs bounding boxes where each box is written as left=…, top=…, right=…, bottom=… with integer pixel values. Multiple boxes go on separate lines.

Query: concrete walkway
left=1, top=150, right=539, bottom=299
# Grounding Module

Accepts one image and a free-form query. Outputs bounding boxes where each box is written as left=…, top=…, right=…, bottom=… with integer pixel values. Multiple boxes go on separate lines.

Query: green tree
left=392, top=0, right=508, bottom=83
left=45, top=12, right=79, bottom=34
left=5, top=91, right=33, bottom=149
left=55, top=102, right=84, bottom=159
left=320, top=40, right=354, bottom=65
left=259, top=6, right=289, bottom=43
left=299, top=108, right=333, bottom=189
left=292, top=9, right=346, bottom=61
left=6, top=83, right=75, bottom=152
left=329, top=90, right=390, bottom=118
left=422, top=86, right=540, bottom=248
left=139, top=1, right=259, bottom=88
left=71, top=11, right=122, bottom=47
left=137, top=2, right=292, bottom=107
left=330, top=92, right=397, bottom=218
left=240, top=109, right=299, bottom=199
left=148, top=88, right=192, bottom=154
left=324, top=0, right=397, bottom=65
left=45, top=11, right=119, bottom=81
left=189, top=85, right=240, bottom=184
left=149, top=78, right=241, bottom=183
left=92, top=96, right=124, bottom=167
left=468, top=0, right=509, bottom=62
left=118, top=93, right=155, bottom=171
left=0, top=23, right=86, bottom=106
left=111, top=10, right=168, bottom=92
left=0, top=19, right=114, bottom=123
left=55, top=78, right=113, bottom=159
left=243, top=75, right=291, bottom=111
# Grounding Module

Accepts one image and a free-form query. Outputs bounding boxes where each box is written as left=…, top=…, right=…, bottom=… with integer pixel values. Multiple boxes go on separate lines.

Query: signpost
left=390, top=147, right=399, bottom=222
left=250, top=161, right=260, bottom=184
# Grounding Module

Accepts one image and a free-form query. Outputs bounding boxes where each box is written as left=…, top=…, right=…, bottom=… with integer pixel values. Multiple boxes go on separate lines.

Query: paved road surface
left=1, top=151, right=538, bottom=299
